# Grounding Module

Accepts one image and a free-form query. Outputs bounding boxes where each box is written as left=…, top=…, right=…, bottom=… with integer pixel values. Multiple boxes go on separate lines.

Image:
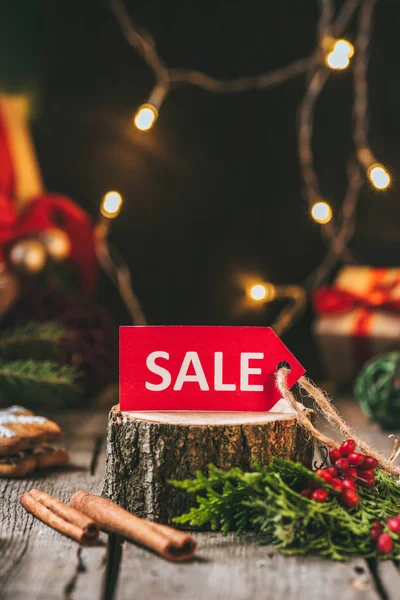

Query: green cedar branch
left=171, top=459, right=400, bottom=561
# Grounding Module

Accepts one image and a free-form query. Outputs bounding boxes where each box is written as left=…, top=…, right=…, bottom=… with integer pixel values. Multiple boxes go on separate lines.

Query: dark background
left=1, top=0, right=400, bottom=372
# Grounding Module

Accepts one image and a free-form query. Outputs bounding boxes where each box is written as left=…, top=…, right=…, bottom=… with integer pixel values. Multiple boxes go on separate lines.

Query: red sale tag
left=119, top=326, right=305, bottom=412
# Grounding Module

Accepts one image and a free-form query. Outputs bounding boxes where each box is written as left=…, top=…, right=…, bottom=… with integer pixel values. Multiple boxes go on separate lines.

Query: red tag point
left=120, top=326, right=305, bottom=412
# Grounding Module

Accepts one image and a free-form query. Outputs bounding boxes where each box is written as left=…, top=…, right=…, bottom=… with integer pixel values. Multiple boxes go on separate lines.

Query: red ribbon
left=314, top=276, right=400, bottom=316
left=314, top=269, right=400, bottom=372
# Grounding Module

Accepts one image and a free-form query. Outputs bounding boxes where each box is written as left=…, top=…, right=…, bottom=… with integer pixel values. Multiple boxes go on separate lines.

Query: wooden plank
left=375, top=561, right=400, bottom=600
left=115, top=533, right=379, bottom=600
left=0, top=400, right=114, bottom=600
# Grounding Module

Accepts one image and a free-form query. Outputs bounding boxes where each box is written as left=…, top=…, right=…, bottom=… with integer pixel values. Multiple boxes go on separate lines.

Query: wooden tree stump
left=102, top=401, right=314, bottom=524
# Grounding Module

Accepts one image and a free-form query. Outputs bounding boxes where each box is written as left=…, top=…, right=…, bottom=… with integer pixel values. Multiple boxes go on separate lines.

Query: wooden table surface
left=1, top=388, right=400, bottom=600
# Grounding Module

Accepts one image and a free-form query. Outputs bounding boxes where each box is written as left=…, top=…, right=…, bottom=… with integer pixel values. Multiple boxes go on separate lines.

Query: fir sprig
left=0, top=322, right=67, bottom=359
left=0, top=359, right=80, bottom=408
left=0, top=323, right=81, bottom=408
left=171, top=459, right=400, bottom=561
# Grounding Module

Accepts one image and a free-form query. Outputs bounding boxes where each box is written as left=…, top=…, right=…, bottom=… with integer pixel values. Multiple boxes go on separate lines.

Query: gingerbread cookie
left=0, top=406, right=63, bottom=456
left=32, top=445, right=69, bottom=470
left=0, top=445, right=69, bottom=478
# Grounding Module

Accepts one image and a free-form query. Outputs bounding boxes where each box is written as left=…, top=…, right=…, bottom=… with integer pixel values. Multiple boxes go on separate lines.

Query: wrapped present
left=313, top=266, right=400, bottom=385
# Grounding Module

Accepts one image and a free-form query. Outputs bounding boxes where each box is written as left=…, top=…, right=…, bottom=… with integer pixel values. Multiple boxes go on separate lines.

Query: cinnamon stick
left=29, top=489, right=99, bottom=538
left=70, top=491, right=197, bottom=562
left=20, top=491, right=99, bottom=545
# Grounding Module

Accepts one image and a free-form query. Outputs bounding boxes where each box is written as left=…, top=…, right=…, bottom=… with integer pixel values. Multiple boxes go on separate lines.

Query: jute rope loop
left=276, top=367, right=398, bottom=476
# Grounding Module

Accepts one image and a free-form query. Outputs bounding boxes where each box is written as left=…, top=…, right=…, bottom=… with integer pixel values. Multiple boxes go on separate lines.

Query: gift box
left=313, top=266, right=400, bottom=386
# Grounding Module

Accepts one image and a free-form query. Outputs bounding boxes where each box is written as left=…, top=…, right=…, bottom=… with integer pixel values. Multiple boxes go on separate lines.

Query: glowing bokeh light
left=250, top=284, right=267, bottom=301
left=326, top=51, right=350, bottom=70
left=134, top=105, right=158, bottom=131
left=101, top=191, right=123, bottom=218
left=333, top=39, right=354, bottom=58
left=368, top=164, right=391, bottom=190
left=311, top=201, right=332, bottom=224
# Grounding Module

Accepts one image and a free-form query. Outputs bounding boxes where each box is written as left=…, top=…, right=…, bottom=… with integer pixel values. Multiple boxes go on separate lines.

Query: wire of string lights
left=101, top=0, right=387, bottom=331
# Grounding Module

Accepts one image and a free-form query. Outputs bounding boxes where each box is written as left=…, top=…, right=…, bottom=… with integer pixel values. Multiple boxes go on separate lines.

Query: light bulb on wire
left=311, top=201, right=332, bottom=224
left=333, top=39, right=354, bottom=58
left=325, top=38, right=354, bottom=70
left=134, top=104, right=158, bottom=131
left=368, top=164, right=391, bottom=190
left=133, top=81, right=169, bottom=132
left=250, top=284, right=267, bottom=301
left=101, top=191, right=123, bottom=218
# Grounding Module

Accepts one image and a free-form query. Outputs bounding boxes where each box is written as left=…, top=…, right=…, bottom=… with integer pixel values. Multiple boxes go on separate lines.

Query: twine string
left=276, top=367, right=398, bottom=476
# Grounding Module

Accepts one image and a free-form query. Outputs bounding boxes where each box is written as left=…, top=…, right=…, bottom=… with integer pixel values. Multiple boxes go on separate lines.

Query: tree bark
left=102, top=403, right=314, bottom=524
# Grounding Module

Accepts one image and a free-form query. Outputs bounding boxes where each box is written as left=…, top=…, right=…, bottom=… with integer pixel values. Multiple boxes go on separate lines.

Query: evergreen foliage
left=171, top=458, right=400, bottom=560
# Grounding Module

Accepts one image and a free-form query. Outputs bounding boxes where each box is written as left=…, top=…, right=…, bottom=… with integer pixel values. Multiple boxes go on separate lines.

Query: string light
left=368, top=164, right=391, bottom=190
left=244, top=279, right=306, bottom=336
left=311, top=202, right=333, bottom=224
left=250, top=284, right=267, bottom=301
left=325, top=38, right=354, bottom=70
left=109, top=0, right=392, bottom=330
left=134, top=104, right=158, bottom=131
left=101, top=191, right=123, bottom=218
left=134, top=82, right=168, bottom=131
left=334, top=39, right=354, bottom=58
left=326, top=51, right=350, bottom=70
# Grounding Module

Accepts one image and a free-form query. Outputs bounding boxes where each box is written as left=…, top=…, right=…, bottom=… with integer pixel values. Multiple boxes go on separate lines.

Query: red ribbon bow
left=314, top=279, right=400, bottom=316
left=314, top=270, right=400, bottom=374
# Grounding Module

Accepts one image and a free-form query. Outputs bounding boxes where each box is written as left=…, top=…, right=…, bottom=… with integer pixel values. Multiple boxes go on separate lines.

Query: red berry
left=342, top=478, right=357, bottom=491
left=358, top=468, right=375, bottom=479
left=326, top=466, right=338, bottom=477
left=370, top=522, right=383, bottom=540
left=329, top=448, right=342, bottom=464
left=311, top=488, right=329, bottom=503
left=387, top=518, right=400, bottom=534
left=316, top=469, right=333, bottom=484
left=358, top=456, right=378, bottom=470
left=358, top=477, right=375, bottom=489
left=339, top=440, right=356, bottom=457
left=347, top=452, right=365, bottom=467
left=373, top=520, right=383, bottom=528
left=377, top=533, right=393, bottom=555
left=300, top=489, right=312, bottom=498
left=340, top=488, right=359, bottom=508
left=330, top=478, right=344, bottom=492
left=343, top=468, right=358, bottom=480
left=335, top=458, right=350, bottom=472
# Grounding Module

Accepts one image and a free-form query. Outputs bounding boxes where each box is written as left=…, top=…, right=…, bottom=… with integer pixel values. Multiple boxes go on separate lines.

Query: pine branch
left=0, top=359, right=81, bottom=408
left=0, top=322, right=67, bottom=360
left=171, top=459, right=400, bottom=561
